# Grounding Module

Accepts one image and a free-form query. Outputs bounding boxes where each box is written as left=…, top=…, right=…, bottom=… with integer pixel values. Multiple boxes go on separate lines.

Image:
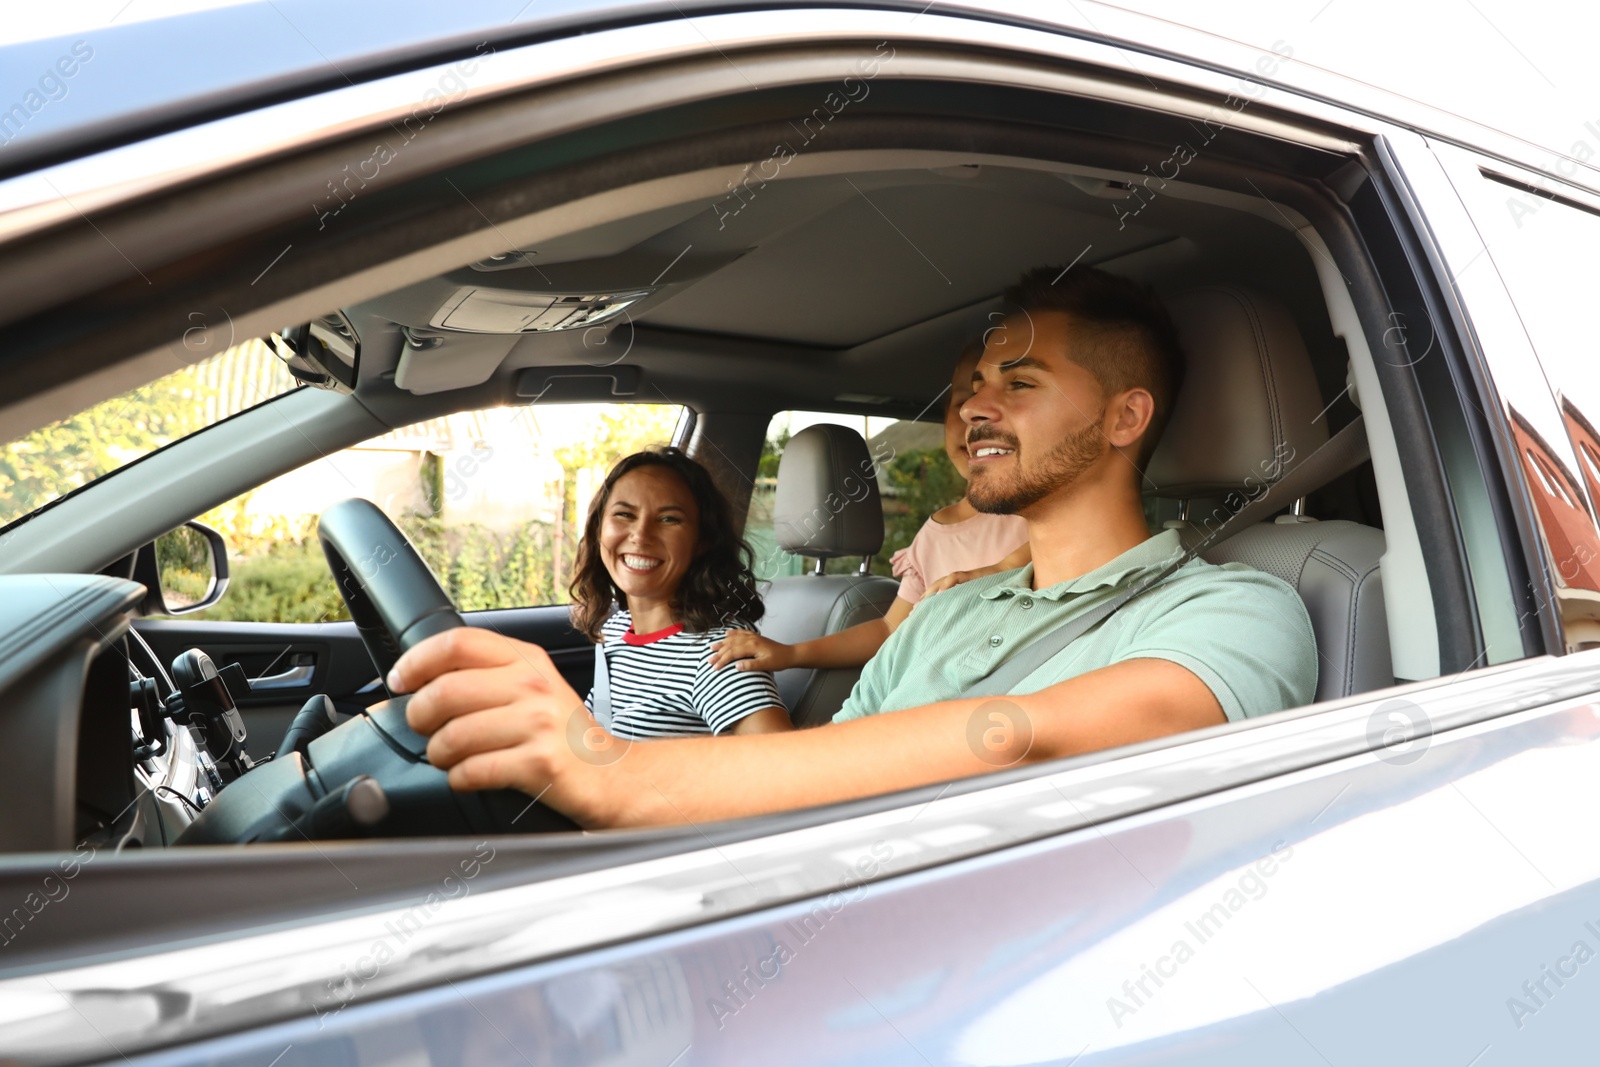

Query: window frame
left=174, top=398, right=689, bottom=623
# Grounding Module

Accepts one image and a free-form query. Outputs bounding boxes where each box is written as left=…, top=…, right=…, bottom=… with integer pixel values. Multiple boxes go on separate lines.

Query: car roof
left=3, top=0, right=1594, bottom=191
left=0, top=0, right=675, bottom=172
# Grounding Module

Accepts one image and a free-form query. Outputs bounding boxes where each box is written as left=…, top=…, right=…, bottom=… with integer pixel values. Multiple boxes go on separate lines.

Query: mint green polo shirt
left=834, top=529, right=1318, bottom=724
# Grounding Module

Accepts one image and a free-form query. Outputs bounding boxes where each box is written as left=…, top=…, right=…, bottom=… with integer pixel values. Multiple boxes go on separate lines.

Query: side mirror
left=134, top=521, right=231, bottom=615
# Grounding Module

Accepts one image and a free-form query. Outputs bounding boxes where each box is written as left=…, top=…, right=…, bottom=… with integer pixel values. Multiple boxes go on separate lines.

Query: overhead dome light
left=468, top=250, right=540, bottom=272
left=429, top=287, right=650, bottom=334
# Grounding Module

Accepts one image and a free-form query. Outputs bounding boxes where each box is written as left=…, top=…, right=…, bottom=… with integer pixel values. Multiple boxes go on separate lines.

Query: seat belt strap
left=591, top=642, right=613, bottom=728
left=957, top=416, right=1369, bottom=701
left=1175, top=414, right=1371, bottom=554
left=957, top=559, right=1191, bottom=699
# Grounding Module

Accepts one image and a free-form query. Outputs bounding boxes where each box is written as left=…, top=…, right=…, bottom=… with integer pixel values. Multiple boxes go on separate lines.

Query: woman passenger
left=569, top=448, right=792, bottom=738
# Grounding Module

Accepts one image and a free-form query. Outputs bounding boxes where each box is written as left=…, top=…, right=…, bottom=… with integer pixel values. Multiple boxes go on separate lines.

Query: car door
left=6, top=6, right=1600, bottom=1067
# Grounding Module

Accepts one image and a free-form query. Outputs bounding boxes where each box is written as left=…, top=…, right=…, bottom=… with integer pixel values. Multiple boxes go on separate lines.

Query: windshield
left=0, top=339, right=296, bottom=529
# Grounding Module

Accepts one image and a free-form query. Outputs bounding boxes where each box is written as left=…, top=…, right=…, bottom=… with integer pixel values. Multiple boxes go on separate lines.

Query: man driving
left=387, top=266, right=1318, bottom=828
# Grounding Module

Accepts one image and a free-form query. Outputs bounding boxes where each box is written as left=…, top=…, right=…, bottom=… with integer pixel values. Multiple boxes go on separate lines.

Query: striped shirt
left=583, top=611, right=786, bottom=739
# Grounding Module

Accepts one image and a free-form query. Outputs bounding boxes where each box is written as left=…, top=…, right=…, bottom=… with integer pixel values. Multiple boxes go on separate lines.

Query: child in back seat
left=709, top=341, right=1031, bottom=680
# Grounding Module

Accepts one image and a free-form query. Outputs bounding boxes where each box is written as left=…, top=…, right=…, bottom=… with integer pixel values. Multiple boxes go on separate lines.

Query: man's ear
left=1103, top=388, right=1155, bottom=451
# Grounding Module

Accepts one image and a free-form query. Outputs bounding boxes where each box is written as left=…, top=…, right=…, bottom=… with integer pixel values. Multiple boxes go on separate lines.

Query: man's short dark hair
left=1002, top=265, right=1186, bottom=466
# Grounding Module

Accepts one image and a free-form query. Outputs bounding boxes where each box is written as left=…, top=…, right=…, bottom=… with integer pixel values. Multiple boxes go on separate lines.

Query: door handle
left=250, top=656, right=316, bottom=691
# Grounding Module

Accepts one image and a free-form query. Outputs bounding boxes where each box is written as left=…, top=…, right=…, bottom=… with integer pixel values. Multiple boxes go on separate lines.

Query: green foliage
left=190, top=403, right=681, bottom=623
left=13, top=379, right=684, bottom=623
left=2, top=381, right=202, bottom=526
left=745, top=431, right=968, bottom=580
left=195, top=490, right=317, bottom=558
left=549, top=404, right=682, bottom=579
left=874, top=445, right=966, bottom=572
left=0, top=341, right=289, bottom=528
left=155, top=526, right=210, bottom=574
left=398, top=514, right=561, bottom=613
left=188, top=539, right=349, bottom=624
left=189, top=518, right=564, bottom=623
left=550, top=406, right=681, bottom=475
left=756, top=427, right=790, bottom=480
left=154, top=526, right=215, bottom=607
left=419, top=452, right=445, bottom=515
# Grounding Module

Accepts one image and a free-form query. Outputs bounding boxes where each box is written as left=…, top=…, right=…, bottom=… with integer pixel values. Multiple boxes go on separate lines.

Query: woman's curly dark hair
left=567, top=448, right=765, bottom=642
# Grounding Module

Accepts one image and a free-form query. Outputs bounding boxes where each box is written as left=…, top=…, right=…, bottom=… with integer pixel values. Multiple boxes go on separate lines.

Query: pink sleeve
left=891, top=543, right=926, bottom=605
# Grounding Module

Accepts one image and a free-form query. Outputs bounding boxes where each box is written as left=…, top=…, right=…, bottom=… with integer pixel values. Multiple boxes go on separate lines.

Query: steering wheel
left=317, top=496, right=465, bottom=680
left=174, top=499, right=578, bottom=843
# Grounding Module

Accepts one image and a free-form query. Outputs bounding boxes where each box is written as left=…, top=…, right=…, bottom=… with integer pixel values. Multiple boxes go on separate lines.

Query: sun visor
left=357, top=245, right=748, bottom=337
left=429, top=288, right=648, bottom=334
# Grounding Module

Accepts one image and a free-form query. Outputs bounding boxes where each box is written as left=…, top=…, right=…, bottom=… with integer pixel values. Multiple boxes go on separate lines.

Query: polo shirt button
left=1018, top=597, right=1034, bottom=609
left=988, top=634, right=1003, bottom=647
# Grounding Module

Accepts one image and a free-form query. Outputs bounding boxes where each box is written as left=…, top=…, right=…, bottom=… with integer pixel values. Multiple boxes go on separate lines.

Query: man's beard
left=968, top=420, right=1105, bottom=514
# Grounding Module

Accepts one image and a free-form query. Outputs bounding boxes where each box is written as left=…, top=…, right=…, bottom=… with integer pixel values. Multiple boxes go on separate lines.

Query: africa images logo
left=1365, top=698, right=1431, bottom=766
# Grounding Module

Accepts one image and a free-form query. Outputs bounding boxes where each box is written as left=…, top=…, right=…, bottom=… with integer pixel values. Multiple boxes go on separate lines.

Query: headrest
left=1145, top=286, right=1330, bottom=498
left=773, top=424, right=886, bottom=558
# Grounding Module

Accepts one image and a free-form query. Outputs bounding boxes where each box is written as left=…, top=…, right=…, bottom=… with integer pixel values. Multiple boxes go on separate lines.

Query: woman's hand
left=708, top=629, right=796, bottom=672
left=390, top=627, right=633, bottom=827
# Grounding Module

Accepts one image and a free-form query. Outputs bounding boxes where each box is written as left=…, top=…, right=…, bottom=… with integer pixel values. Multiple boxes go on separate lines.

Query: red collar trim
left=623, top=622, right=684, bottom=645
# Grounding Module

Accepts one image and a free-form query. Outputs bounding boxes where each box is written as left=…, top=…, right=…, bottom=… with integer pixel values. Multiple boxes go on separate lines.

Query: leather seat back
left=759, top=576, right=898, bottom=724
left=1201, top=519, right=1391, bottom=701
left=1152, top=286, right=1393, bottom=701
left=759, top=424, right=898, bottom=726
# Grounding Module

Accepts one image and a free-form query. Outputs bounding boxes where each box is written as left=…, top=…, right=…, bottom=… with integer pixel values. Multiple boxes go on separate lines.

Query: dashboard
left=0, top=575, right=147, bottom=852
left=0, top=574, right=252, bottom=854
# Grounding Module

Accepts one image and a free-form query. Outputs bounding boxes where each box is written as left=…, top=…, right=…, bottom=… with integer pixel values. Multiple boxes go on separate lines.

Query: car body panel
left=1388, top=135, right=1600, bottom=654
left=1424, top=142, right=1600, bottom=647
left=8, top=652, right=1597, bottom=1062
left=96, top=650, right=1600, bottom=1067
left=4, top=0, right=1597, bottom=196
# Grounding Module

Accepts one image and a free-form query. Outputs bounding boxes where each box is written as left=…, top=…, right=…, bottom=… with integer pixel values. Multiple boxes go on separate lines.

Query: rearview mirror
left=267, top=311, right=359, bottom=393
left=135, top=521, right=231, bottom=615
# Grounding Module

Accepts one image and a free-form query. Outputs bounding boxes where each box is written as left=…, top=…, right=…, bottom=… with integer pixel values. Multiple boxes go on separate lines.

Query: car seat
left=756, top=424, right=900, bottom=727
left=1148, top=285, right=1394, bottom=701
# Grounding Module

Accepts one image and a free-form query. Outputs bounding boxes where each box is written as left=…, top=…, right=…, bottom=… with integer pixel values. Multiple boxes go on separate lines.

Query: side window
left=745, top=410, right=963, bottom=580
left=189, top=403, right=683, bottom=621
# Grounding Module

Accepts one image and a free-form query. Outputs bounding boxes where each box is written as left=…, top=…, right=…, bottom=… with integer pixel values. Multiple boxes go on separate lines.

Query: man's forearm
left=598, top=658, right=1223, bottom=828
left=399, top=627, right=1230, bottom=832
left=610, top=696, right=1012, bottom=826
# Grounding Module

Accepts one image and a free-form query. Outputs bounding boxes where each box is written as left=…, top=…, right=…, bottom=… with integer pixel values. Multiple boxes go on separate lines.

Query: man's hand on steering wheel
left=389, top=629, right=628, bottom=828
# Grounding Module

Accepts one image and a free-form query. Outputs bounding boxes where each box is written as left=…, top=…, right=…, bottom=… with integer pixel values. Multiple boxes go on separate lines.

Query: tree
left=0, top=340, right=289, bottom=527
left=549, top=404, right=682, bottom=583
left=875, top=446, right=966, bottom=573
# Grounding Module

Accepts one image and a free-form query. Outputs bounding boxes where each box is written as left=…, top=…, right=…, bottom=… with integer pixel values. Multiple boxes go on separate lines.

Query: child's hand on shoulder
left=709, top=629, right=795, bottom=672
left=923, top=565, right=1000, bottom=599
left=924, top=544, right=1031, bottom=600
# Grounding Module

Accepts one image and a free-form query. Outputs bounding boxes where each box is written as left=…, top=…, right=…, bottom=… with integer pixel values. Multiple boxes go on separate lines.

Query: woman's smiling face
left=598, top=465, right=701, bottom=608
